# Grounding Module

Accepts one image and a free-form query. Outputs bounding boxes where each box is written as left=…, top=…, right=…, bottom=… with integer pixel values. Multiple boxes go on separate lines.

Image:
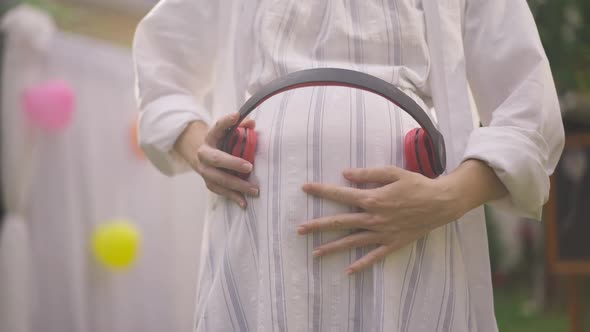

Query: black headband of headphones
left=221, top=68, right=446, bottom=175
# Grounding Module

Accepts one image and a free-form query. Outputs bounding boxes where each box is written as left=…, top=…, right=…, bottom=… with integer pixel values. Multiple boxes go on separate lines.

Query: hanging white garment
left=0, top=6, right=55, bottom=332
left=133, top=0, right=565, bottom=331
left=1, top=6, right=208, bottom=332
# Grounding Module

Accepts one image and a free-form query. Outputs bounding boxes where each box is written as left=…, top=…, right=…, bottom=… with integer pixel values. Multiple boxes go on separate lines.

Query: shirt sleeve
left=133, top=0, right=228, bottom=176
left=461, top=0, right=565, bottom=220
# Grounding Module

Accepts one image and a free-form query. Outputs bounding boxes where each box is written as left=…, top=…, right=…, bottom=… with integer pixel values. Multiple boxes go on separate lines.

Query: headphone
left=220, top=68, right=446, bottom=179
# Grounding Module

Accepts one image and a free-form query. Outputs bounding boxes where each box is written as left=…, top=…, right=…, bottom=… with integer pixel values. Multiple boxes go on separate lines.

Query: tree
left=530, top=0, right=590, bottom=97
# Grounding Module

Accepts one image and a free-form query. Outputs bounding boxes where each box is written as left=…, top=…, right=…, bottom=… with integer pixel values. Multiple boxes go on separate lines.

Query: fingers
left=343, top=166, right=406, bottom=184
left=345, top=245, right=395, bottom=275
left=302, top=183, right=366, bottom=208
left=297, top=212, right=374, bottom=235
left=313, top=231, right=384, bottom=257
left=197, top=144, right=253, bottom=174
left=345, top=231, right=426, bottom=274
left=206, top=112, right=241, bottom=145
left=206, top=181, right=247, bottom=208
left=200, top=165, right=259, bottom=196
left=197, top=115, right=259, bottom=200
left=239, top=118, right=256, bottom=129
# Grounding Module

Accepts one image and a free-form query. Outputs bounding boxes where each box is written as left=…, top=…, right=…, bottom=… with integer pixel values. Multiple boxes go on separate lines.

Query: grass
left=494, top=286, right=569, bottom=332
left=493, top=275, right=590, bottom=332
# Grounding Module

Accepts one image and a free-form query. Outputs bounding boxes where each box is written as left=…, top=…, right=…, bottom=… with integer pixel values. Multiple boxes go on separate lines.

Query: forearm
left=438, top=159, right=509, bottom=218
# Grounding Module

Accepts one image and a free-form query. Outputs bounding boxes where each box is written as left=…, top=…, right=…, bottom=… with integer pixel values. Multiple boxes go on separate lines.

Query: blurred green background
left=530, top=0, right=590, bottom=97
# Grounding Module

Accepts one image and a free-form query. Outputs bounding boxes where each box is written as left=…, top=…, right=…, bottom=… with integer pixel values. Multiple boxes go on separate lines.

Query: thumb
left=206, top=112, right=240, bottom=145
left=343, top=166, right=407, bottom=184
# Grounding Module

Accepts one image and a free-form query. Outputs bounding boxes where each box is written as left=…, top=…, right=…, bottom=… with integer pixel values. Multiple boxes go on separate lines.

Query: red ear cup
left=228, top=127, right=258, bottom=179
left=404, top=128, right=437, bottom=179
left=415, top=129, right=437, bottom=178
left=404, top=128, right=421, bottom=174
left=241, top=128, right=257, bottom=165
left=229, top=128, right=245, bottom=158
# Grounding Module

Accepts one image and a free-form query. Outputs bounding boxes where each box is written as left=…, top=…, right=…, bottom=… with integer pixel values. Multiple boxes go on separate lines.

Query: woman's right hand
left=174, top=112, right=259, bottom=208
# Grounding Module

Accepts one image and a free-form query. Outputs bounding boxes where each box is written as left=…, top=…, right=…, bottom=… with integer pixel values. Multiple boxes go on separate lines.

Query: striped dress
left=136, top=0, right=566, bottom=330
left=194, top=1, right=470, bottom=331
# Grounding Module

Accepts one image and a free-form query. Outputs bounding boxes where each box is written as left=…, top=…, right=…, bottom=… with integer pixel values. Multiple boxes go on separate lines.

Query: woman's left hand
left=298, top=166, right=464, bottom=275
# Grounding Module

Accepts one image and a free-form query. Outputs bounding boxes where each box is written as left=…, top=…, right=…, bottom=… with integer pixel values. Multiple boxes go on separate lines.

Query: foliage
left=1, top=0, right=69, bottom=21
left=529, top=0, right=590, bottom=95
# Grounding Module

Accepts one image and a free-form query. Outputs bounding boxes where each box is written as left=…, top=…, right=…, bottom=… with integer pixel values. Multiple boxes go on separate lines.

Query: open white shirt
left=133, top=1, right=564, bottom=331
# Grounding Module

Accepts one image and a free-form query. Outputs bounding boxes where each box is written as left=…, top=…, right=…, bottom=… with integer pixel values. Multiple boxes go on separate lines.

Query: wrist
left=434, top=174, right=471, bottom=221
left=173, top=120, right=209, bottom=163
left=436, top=159, right=508, bottom=218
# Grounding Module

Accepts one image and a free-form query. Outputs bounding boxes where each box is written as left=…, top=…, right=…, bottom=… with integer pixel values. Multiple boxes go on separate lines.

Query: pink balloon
left=22, top=80, right=75, bottom=131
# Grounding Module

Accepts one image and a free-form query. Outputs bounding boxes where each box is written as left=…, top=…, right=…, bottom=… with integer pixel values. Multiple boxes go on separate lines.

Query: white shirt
left=132, top=1, right=565, bottom=331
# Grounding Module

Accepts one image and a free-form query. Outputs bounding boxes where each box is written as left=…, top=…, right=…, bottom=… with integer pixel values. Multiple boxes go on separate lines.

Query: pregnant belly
left=198, top=87, right=448, bottom=332
left=240, top=85, right=423, bottom=244
left=248, top=86, right=421, bottom=189
left=200, top=86, right=431, bottom=329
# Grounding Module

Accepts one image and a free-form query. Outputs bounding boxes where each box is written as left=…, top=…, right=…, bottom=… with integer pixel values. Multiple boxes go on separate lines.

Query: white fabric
left=459, top=0, right=565, bottom=219
left=0, top=214, right=32, bottom=332
left=1, top=6, right=208, bottom=332
left=0, top=6, right=53, bottom=332
left=133, top=0, right=565, bottom=331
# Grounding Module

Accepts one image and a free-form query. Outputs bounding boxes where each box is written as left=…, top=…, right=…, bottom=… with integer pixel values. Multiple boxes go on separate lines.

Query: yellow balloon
left=91, top=219, right=140, bottom=270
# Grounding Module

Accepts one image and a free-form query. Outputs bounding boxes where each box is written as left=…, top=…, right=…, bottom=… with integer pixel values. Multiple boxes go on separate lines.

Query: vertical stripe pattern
left=348, top=1, right=367, bottom=331
left=192, top=1, right=477, bottom=331
left=269, top=92, right=291, bottom=331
